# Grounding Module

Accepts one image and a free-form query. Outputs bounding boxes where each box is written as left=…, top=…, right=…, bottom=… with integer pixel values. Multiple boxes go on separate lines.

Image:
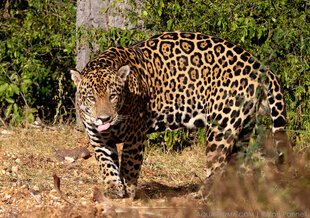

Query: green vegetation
left=1, top=0, right=309, bottom=145
left=0, top=0, right=76, bottom=125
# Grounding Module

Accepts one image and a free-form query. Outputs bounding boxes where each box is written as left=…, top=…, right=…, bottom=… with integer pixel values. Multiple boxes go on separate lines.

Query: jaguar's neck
left=98, top=46, right=150, bottom=96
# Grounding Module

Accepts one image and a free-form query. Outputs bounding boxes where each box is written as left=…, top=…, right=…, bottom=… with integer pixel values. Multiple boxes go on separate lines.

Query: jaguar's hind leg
left=205, top=128, right=236, bottom=178
left=195, top=127, right=238, bottom=198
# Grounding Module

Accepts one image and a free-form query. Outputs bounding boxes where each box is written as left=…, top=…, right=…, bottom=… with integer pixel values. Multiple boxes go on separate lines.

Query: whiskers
left=112, top=114, right=129, bottom=125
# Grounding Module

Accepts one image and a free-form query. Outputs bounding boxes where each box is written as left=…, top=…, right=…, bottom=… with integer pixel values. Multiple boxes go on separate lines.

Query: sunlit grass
left=0, top=125, right=309, bottom=217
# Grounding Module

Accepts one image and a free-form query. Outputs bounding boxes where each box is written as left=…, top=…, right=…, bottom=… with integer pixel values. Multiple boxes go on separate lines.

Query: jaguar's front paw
left=105, top=180, right=125, bottom=198
left=125, top=183, right=136, bottom=199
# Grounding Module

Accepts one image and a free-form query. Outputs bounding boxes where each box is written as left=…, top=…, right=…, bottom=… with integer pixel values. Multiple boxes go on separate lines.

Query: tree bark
left=76, top=0, right=136, bottom=72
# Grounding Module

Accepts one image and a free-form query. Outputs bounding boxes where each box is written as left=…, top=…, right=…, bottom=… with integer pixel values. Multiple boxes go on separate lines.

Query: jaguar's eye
left=109, top=94, right=117, bottom=101
left=88, top=96, right=95, bottom=102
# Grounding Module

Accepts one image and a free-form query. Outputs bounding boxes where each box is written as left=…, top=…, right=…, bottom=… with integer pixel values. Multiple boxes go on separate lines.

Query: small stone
left=16, top=180, right=23, bottom=186
left=33, top=185, right=40, bottom=195
left=15, top=158, right=21, bottom=163
left=11, top=166, right=18, bottom=173
left=49, top=190, right=58, bottom=199
left=95, top=204, right=103, bottom=212
left=0, top=130, right=13, bottom=135
left=0, top=167, right=6, bottom=175
left=81, top=197, right=88, bottom=206
left=36, top=195, right=42, bottom=201
left=64, top=156, right=75, bottom=163
left=3, top=194, right=11, bottom=201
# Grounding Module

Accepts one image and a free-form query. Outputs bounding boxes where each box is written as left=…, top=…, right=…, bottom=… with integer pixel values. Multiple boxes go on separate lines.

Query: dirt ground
left=0, top=126, right=309, bottom=217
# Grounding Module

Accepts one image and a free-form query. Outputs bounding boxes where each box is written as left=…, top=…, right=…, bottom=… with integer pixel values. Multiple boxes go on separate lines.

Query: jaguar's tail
left=264, top=70, right=290, bottom=151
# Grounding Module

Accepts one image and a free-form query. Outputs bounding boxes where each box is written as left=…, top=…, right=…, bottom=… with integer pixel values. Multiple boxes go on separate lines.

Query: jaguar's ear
left=70, top=69, right=81, bottom=86
left=118, top=65, right=130, bottom=82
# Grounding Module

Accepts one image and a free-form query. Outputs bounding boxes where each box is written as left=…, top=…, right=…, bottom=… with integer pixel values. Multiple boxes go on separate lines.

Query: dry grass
left=0, top=126, right=309, bottom=217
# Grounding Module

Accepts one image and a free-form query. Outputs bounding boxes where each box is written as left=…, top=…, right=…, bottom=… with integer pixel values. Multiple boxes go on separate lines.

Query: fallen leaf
left=53, top=174, right=61, bottom=194
left=92, top=186, right=105, bottom=203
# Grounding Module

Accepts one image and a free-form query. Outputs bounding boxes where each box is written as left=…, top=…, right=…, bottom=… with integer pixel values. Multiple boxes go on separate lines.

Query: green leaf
left=6, top=97, right=15, bottom=104
left=5, top=104, right=13, bottom=118
left=30, top=108, right=37, bottom=113
left=167, top=19, right=173, bottom=31
left=142, top=10, right=148, bottom=18
left=27, top=112, right=35, bottom=124
left=174, top=0, right=180, bottom=13
left=257, top=28, right=263, bottom=40
left=10, top=84, right=20, bottom=95
left=13, top=103, right=19, bottom=113
left=0, top=83, right=8, bottom=94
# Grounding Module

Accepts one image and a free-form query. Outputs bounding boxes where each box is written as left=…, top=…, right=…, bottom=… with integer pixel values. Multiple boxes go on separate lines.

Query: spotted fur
left=71, top=31, right=288, bottom=198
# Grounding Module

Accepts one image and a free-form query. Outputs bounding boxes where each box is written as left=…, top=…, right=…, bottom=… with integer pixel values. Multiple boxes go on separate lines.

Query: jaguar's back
left=134, top=32, right=286, bottom=134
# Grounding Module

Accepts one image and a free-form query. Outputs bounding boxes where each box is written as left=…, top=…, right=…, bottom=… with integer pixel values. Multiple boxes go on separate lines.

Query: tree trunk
left=75, top=0, right=136, bottom=126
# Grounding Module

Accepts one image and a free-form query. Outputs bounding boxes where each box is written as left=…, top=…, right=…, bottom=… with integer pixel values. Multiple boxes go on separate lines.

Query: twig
left=298, top=145, right=310, bottom=153
left=29, top=192, right=41, bottom=204
left=92, top=186, right=113, bottom=205
left=28, top=121, right=57, bottom=130
left=43, top=9, right=75, bottom=28
left=0, top=117, right=8, bottom=128
left=53, top=174, right=76, bottom=206
left=286, top=129, right=310, bottom=135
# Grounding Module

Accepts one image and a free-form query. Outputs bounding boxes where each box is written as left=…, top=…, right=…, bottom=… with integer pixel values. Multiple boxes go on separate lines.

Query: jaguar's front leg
left=120, top=140, right=145, bottom=198
left=92, top=140, right=125, bottom=198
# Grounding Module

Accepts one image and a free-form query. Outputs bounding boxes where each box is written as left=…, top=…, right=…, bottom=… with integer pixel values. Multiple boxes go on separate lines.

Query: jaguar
left=71, top=31, right=288, bottom=198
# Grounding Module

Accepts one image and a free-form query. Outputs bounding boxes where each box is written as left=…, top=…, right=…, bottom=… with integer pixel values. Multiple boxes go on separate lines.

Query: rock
left=64, top=156, right=75, bottom=163
left=55, top=146, right=91, bottom=162
left=15, top=158, right=21, bottom=163
left=0, top=167, right=6, bottom=175
left=11, top=166, right=18, bottom=174
left=0, top=129, right=14, bottom=135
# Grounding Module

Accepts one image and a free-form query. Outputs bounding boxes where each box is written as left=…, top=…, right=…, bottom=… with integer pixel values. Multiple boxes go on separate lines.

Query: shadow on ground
left=137, top=181, right=200, bottom=199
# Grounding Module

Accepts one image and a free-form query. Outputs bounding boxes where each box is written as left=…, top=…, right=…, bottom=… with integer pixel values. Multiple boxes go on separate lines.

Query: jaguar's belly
left=150, top=108, right=208, bottom=132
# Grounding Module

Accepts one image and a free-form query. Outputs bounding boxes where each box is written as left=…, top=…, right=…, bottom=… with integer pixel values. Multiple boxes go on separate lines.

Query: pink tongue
left=97, top=122, right=111, bottom=132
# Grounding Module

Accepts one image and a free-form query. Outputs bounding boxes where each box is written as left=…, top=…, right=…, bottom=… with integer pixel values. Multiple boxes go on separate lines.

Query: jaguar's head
left=71, top=65, right=130, bottom=132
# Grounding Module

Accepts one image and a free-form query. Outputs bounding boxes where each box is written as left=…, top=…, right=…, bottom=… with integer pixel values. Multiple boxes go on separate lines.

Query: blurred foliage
left=0, top=0, right=76, bottom=125
left=0, top=0, right=309, bottom=148
left=79, top=27, right=148, bottom=59
left=147, top=129, right=189, bottom=152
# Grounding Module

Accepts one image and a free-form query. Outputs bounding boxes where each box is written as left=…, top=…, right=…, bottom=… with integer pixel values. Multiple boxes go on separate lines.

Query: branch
left=43, top=9, right=75, bottom=28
